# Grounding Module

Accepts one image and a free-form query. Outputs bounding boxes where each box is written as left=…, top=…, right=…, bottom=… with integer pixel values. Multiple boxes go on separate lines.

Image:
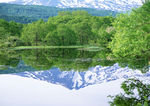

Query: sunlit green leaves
left=109, top=2, right=150, bottom=59
left=109, top=79, right=150, bottom=106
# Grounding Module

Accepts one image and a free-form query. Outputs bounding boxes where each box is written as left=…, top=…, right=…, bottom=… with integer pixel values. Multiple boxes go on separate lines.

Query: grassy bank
left=10, top=45, right=103, bottom=51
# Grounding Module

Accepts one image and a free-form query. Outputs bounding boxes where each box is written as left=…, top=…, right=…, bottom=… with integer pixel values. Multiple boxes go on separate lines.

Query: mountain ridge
left=6, top=0, right=143, bottom=12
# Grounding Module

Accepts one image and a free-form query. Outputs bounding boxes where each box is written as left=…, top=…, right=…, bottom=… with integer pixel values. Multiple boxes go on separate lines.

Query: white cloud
left=0, top=0, right=15, bottom=3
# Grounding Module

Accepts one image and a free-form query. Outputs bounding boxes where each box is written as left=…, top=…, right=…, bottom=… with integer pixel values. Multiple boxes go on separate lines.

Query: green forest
left=0, top=2, right=150, bottom=60
left=0, top=10, right=115, bottom=48
left=0, top=3, right=118, bottom=23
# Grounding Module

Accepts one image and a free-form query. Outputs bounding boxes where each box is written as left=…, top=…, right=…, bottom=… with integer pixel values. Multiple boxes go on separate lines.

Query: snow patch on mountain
left=5, top=0, right=143, bottom=11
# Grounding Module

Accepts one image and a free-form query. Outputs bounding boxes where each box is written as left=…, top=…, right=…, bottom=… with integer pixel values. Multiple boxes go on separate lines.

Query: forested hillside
left=0, top=2, right=149, bottom=73
left=0, top=15, right=39, bottom=23
left=0, top=3, right=118, bottom=23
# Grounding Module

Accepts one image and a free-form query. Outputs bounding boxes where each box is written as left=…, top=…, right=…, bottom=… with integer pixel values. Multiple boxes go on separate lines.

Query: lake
left=0, top=48, right=149, bottom=106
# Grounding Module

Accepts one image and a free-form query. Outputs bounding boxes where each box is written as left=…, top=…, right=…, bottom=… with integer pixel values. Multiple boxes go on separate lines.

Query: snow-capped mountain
left=5, top=0, right=143, bottom=11
left=15, top=63, right=150, bottom=90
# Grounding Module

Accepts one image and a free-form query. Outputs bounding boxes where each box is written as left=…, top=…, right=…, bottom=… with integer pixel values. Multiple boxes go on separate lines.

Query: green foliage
left=0, top=10, right=114, bottom=49
left=20, top=11, right=114, bottom=47
left=73, top=20, right=93, bottom=45
left=109, top=79, right=150, bottom=106
left=0, top=19, right=23, bottom=36
left=0, top=19, right=23, bottom=48
left=141, top=0, right=150, bottom=4
left=21, top=19, right=47, bottom=46
left=8, top=21, right=23, bottom=36
left=3, top=36, right=23, bottom=47
left=57, top=24, right=77, bottom=45
left=45, top=24, right=77, bottom=46
left=97, top=26, right=115, bottom=48
left=109, top=2, right=150, bottom=59
left=0, top=27, right=9, bottom=39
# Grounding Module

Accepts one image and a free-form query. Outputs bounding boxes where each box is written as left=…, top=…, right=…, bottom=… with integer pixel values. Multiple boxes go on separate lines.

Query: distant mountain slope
left=0, top=3, right=118, bottom=23
left=7, top=0, right=142, bottom=12
left=0, top=15, right=39, bottom=23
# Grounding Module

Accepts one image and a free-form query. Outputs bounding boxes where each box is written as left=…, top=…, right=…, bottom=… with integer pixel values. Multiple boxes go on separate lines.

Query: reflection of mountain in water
left=15, top=64, right=150, bottom=90
left=0, top=61, right=36, bottom=74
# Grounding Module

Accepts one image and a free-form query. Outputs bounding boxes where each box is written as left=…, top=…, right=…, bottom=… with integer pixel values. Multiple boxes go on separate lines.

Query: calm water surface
left=0, top=48, right=149, bottom=106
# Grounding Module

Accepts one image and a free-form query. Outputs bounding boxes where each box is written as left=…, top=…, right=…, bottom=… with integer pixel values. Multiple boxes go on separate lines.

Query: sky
left=0, top=0, right=15, bottom=3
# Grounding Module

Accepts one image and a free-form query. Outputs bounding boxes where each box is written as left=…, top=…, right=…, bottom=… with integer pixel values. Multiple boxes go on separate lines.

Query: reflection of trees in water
left=0, top=49, right=149, bottom=73
left=21, top=48, right=99, bottom=71
left=21, top=49, right=53, bottom=70
left=117, top=58, right=149, bottom=73
left=0, top=50, right=20, bottom=70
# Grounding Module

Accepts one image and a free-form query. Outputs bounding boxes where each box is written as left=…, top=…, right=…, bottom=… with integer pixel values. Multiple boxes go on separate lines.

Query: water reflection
left=0, top=49, right=149, bottom=90
left=0, top=48, right=116, bottom=73
left=15, top=64, right=150, bottom=90
left=0, top=48, right=149, bottom=73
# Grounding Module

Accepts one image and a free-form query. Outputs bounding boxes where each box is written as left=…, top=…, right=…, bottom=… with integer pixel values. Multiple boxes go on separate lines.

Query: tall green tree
left=57, top=24, right=77, bottom=46
left=46, top=24, right=76, bottom=46
left=109, top=2, right=150, bottom=59
left=21, top=19, right=47, bottom=46
left=8, top=21, right=23, bottom=36
left=73, top=20, right=93, bottom=45
left=0, top=19, right=23, bottom=48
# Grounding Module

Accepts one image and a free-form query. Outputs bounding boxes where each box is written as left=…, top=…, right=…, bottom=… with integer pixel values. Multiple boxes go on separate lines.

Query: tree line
left=0, top=10, right=114, bottom=47
left=0, top=1, right=150, bottom=62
